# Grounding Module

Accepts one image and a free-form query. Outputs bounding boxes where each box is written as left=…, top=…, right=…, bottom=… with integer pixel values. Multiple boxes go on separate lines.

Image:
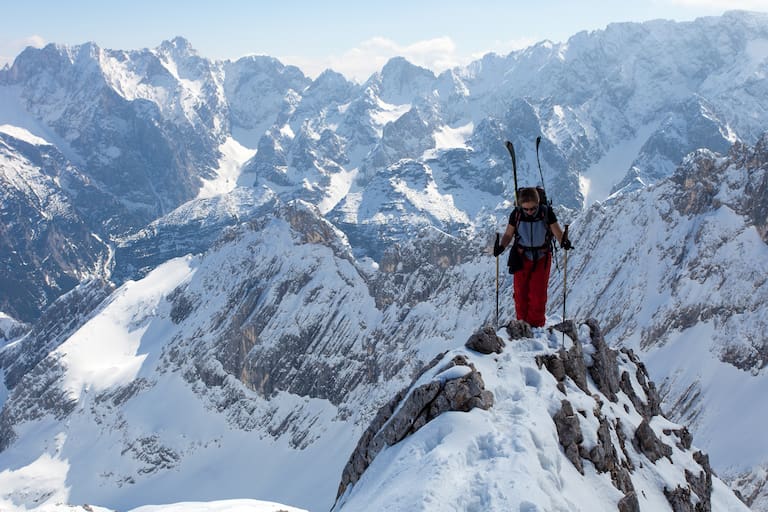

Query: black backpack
left=507, top=187, right=555, bottom=274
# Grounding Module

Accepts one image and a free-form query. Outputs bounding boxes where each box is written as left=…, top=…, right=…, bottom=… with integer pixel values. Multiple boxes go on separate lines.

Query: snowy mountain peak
left=307, top=68, right=355, bottom=97
left=379, top=56, right=434, bottom=79
left=156, top=36, right=198, bottom=57
left=369, top=56, right=436, bottom=104
left=230, top=53, right=307, bottom=80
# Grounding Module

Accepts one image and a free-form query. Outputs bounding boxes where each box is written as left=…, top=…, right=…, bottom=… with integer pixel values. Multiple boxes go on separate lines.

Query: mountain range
left=1, top=9, right=767, bottom=511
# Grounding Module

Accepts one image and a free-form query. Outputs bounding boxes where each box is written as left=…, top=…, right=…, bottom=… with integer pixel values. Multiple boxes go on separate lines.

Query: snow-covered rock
left=547, top=133, right=768, bottom=508
left=0, top=313, right=26, bottom=347
left=332, top=321, right=748, bottom=511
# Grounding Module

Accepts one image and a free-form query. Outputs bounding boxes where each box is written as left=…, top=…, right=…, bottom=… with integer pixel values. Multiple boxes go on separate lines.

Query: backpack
left=507, top=190, right=555, bottom=274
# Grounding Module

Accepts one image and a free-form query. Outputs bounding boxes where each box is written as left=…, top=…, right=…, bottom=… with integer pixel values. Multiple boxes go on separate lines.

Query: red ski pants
left=513, top=252, right=552, bottom=328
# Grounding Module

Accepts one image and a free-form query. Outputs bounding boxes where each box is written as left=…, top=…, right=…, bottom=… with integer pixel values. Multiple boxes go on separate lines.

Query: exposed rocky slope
left=0, top=129, right=111, bottom=322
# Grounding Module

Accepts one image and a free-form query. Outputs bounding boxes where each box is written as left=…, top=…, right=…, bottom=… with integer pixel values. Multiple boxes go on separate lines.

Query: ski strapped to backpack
left=504, top=140, right=519, bottom=207
left=503, top=139, right=558, bottom=274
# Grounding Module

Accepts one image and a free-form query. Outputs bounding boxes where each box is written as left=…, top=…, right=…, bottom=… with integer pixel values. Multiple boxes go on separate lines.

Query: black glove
left=561, top=238, right=573, bottom=251
left=493, top=233, right=505, bottom=256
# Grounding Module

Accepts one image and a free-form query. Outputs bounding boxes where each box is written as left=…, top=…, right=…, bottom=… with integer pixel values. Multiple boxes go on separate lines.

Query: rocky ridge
left=542, top=319, right=713, bottom=511
left=332, top=320, right=743, bottom=511
left=336, top=352, right=494, bottom=500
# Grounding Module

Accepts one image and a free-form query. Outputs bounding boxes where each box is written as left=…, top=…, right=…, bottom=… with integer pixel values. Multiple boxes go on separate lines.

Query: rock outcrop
left=0, top=279, right=114, bottom=389
left=466, top=325, right=505, bottom=354
left=543, top=319, right=722, bottom=512
left=335, top=349, right=494, bottom=500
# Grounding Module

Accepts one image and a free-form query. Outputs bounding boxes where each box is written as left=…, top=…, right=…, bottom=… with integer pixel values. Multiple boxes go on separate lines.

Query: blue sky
left=2, top=0, right=767, bottom=81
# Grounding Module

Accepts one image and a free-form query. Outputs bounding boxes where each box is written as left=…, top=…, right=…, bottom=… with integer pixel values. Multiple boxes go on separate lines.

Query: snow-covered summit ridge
left=333, top=321, right=748, bottom=511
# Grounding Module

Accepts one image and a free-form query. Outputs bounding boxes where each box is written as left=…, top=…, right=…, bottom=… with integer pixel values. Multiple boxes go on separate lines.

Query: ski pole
left=495, top=232, right=500, bottom=330
left=562, top=224, right=570, bottom=348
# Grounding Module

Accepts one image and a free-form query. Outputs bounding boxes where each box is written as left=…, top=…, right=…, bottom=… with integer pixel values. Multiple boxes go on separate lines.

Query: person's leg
left=526, top=253, right=552, bottom=327
left=513, top=259, right=532, bottom=322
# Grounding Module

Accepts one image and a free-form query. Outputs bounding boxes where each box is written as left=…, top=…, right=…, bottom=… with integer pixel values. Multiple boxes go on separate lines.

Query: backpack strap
left=512, top=207, right=523, bottom=227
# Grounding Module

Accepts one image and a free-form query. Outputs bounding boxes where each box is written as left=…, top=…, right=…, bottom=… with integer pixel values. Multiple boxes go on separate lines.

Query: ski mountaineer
left=493, top=187, right=573, bottom=328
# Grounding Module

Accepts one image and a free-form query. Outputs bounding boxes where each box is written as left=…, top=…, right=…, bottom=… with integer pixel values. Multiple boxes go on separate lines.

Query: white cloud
left=281, top=36, right=535, bottom=83
left=0, top=35, right=46, bottom=67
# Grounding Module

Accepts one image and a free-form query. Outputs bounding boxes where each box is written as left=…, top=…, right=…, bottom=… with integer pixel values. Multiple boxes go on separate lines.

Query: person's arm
left=550, top=221, right=565, bottom=244
left=494, top=223, right=516, bottom=256
left=550, top=221, right=573, bottom=249
left=500, top=223, right=516, bottom=249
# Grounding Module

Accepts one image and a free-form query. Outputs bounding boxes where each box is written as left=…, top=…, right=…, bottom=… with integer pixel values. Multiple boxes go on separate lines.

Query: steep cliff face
left=0, top=129, right=111, bottom=322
